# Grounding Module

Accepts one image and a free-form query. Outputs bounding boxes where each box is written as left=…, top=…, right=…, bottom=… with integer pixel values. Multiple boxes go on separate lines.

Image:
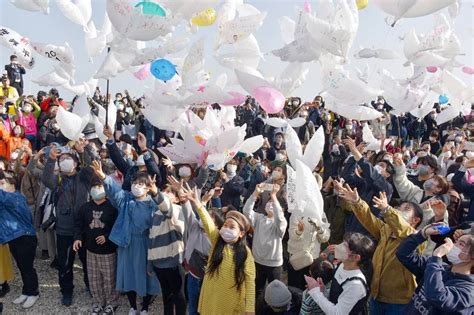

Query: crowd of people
left=0, top=53, right=473, bottom=315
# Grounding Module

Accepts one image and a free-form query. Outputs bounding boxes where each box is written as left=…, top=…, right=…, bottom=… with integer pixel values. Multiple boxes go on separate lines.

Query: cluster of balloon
left=357, top=0, right=369, bottom=10
left=150, top=59, right=176, bottom=81
left=462, top=66, right=474, bottom=75
left=252, top=86, right=285, bottom=114
left=191, top=8, right=217, bottom=27
left=426, top=66, right=438, bottom=73
left=134, top=1, right=166, bottom=16
left=439, top=94, right=449, bottom=104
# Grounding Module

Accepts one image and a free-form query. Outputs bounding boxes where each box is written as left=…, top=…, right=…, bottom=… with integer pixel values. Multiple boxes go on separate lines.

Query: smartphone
left=263, top=183, right=274, bottom=191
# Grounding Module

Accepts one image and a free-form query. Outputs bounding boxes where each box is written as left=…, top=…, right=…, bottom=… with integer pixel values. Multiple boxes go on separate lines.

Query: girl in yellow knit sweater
left=183, top=185, right=256, bottom=315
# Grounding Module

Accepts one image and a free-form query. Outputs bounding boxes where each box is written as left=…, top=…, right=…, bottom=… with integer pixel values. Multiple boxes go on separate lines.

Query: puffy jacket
left=0, top=189, right=36, bottom=244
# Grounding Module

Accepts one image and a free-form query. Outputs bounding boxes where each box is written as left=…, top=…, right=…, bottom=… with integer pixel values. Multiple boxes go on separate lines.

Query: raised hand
left=253, top=183, right=264, bottom=196
left=271, top=183, right=281, bottom=197
left=373, top=191, right=388, bottom=210
left=337, top=184, right=359, bottom=203
left=433, top=237, right=454, bottom=258
left=137, top=132, right=147, bottom=151
left=149, top=174, right=158, bottom=196
left=91, top=160, right=105, bottom=180
left=167, top=175, right=183, bottom=193
left=49, top=145, right=59, bottom=160
left=103, top=125, right=114, bottom=140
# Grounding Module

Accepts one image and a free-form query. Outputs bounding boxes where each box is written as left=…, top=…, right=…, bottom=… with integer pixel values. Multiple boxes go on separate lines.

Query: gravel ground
left=1, top=252, right=163, bottom=315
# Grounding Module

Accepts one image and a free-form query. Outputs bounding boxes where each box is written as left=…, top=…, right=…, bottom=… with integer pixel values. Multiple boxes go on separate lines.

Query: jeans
left=369, top=298, right=408, bottom=315
left=56, top=234, right=88, bottom=295
left=186, top=273, right=202, bottom=315
left=255, top=263, right=283, bottom=297
left=154, top=265, right=186, bottom=315
left=8, top=236, right=38, bottom=296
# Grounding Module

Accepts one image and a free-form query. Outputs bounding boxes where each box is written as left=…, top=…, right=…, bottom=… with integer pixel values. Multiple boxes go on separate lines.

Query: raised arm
left=41, top=153, right=59, bottom=191
left=396, top=232, right=429, bottom=280
left=392, top=154, right=423, bottom=203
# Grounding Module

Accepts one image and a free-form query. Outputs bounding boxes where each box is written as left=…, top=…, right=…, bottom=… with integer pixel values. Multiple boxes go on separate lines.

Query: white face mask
left=446, top=245, right=468, bottom=265
left=398, top=210, right=411, bottom=223
left=90, top=186, right=106, bottom=201
left=226, top=164, right=237, bottom=175
left=59, top=158, right=75, bottom=173
left=178, top=166, right=192, bottom=178
left=23, top=105, right=32, bottom=113
left=219, top=227, right=239, bottom=243
left=374, top=164, right=384, bottom=175
left=271, top=170, right=281, bottom=180
left=10, top=151, right=19, bottom=160
left=334, top=242, right=349, bottom=261
left=131, top=184, right=146, bottom=198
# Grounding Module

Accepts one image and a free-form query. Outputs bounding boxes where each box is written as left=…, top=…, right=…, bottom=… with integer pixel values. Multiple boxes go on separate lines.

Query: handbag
left=289, top=219, right=318, bottom=271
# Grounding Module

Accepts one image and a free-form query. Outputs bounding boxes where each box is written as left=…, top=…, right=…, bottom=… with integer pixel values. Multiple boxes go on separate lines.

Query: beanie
left=264, top=280, right=292, bottom=308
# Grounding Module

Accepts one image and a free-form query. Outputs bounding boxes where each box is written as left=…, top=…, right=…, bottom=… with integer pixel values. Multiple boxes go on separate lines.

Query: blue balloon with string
left=439, top=94, right=449, bottom=104
left=150, top=59, right=176, bottom=81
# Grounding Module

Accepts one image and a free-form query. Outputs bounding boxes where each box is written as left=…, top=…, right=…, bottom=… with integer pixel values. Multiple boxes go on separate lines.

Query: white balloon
left=436, top=103, right=463, bottom=125
left=30, top=41, right=74, bottom=64
left=56, top=106, right=89, bottom=141
left=279, top=16, right=295, bottom=44
left=159, top=0, right=219, bottom=20
left=276, top=63, right=309, bottom=97
left=441, top=70, right=467, bottom=97
left=216, top=11, right=267, bottom=47
left=410, top=91, right=438, bottom=118
left=300, top=126, right=325, bottom=171
left=0, top=26, right=35, bottom=68
left=11, top=0, right=49, bottom=14
left=235, top=69, right=275, bottom=95
left=55, top=0, right=91, bottom=30
left=215, top=34, right=263, bottom=70
left=106, top=0, right=178, bottom=41
left=295, top=159, right=324, bottom=221
left=354, top=48, right=377, bottom=59
left=374, top=0, right=455, bottom=24
left=32, top=70, right=69, bottom=87
left=325, top=99, right=383, bottom=121
left=263, top=117, right=289, bottom=128
left=130, top=37, right=189, bottom=66
left=272, top=35, right=321, bottom=62
left=285, top=126, right=303, bottom=168
left=239, top=135, right=263, bottom=154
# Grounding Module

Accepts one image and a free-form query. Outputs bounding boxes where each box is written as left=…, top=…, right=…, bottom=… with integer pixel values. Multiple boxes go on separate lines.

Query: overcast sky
left=1, top=0, right=472, bottom=102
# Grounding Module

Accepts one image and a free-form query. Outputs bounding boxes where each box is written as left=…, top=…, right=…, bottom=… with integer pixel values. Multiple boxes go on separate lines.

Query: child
left=91, top=161, right=160, bottom=315
left=304, top=233, right=374, bottom=315
left=300, top=258, right=335, bottom=315
left=243, top=183, right=287, bottom=297
left=73, top=180, right=119, bottom=315
left=182, top=184, right=256, bottom=314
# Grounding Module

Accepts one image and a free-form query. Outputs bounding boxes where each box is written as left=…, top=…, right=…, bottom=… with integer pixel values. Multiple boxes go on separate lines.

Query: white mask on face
left=131, top=184, right=146, bottom=197
left=59, top=158, right=75, bottom=173
left=271, top=170, right=281, bottom=180
left=116, top=103, right=124, bottom=111
left=10, top=151, right=19, bottom=160
left=23, top=105, right=32, bottom=113
left=398, top=210, right=411, bottom=223
left=219, top=227, right=239, bottom=243
left=334, top=242, right=349, bottom=261
left=374, top=164, right=384, bottom=175
left=275, top=153, right=285, bottom=161
left=90, top=186, right=106, bottom=201
left=226, top=164, right=237, bottom=177
left=446, top=245, right=468, bottom=265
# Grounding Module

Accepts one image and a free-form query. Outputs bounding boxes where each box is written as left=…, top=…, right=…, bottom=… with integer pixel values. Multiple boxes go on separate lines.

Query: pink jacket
left=18, top=112, right=37, bottom=136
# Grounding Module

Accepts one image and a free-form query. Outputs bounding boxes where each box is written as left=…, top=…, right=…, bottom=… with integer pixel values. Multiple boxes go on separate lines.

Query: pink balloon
left=133, top=63, right=150, bottom=80
left=426, top=66, right=438, bottom=73
left=223, top=91, right=247, bottom=106
left=304, top=0, right=312, bottom=13
left=252, top=86, right=285, bottom=114
left=462, top=66, right=474, bottom=75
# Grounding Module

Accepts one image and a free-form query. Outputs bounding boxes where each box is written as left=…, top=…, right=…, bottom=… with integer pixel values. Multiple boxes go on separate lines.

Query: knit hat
left=264, top=280, right=292, bottom=308
left=225, top=210, right=250, bottom=233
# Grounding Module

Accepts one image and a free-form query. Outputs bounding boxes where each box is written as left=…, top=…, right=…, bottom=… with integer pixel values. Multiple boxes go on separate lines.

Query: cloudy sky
left=1, top=0, right=472, bottom=102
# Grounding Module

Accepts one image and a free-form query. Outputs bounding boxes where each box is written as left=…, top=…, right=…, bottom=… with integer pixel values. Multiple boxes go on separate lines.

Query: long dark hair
left=206, top=232, right=248, bottom=291
left=345, top=232, right=375, bottom=286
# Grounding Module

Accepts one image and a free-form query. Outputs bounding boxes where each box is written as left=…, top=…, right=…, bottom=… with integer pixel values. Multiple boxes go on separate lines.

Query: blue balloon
left=150, top=59, right=176, bottom=81
left=439, top=94, right=449, bottom=104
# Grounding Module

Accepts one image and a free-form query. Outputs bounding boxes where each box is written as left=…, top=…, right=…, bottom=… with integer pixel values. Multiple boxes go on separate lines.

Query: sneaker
left=22, top=295, right=39, bottom=309
left=61, top=294, right=73, bottom=306
left=103, top=305, right=116, bottom=314
left=13, top=294, right=28, bottom=305
left=128, top=308, right=138, bottom=315
left=91, top=305, right=103, bottom=315
left=0, top=282, right=10, bottom=298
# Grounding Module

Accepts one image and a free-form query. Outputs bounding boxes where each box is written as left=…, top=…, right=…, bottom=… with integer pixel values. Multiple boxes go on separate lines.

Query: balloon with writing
left=439, top=94, right=449, bottom=104
left=150, top=59, right=176, bottom=81
left=135, top=1, right=166, bottom=16
left=0, top=26, right=35, bottom=68
left=191, top=8, right=217, bottom=26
